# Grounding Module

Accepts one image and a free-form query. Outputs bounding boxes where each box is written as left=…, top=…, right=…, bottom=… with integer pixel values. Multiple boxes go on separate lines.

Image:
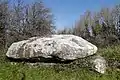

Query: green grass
left=0, top=45, right=120, bottom=80
left=98, top=45, right=120, bottom=60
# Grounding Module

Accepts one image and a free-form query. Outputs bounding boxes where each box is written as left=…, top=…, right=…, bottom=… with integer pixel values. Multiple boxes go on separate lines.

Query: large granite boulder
left=6, top=35, right=107, bottom=73
left=6, top=35, right=97, bottom=60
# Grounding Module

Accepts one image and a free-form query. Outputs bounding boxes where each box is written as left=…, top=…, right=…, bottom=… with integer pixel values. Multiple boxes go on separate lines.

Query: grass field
left=0, top=45, right=120, bottom=80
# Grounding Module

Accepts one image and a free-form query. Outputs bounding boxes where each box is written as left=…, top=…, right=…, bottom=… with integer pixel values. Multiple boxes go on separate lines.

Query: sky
left=23, top=0, right=120, bottom=30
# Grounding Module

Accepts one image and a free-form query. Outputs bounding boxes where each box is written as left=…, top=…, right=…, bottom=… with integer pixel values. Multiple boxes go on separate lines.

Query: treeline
left=1, top=0, right=120, bottom=49
left=58, top=5, right=120, bottom=47
left=0, top=0, right=55, bottom=48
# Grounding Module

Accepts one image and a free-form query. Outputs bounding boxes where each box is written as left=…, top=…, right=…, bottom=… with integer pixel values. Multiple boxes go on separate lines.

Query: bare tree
left=0, top=0, right=9, bottom=48
left=26, top=1, right=55, bottom=37
left=5, top=0, right=55, bottom=48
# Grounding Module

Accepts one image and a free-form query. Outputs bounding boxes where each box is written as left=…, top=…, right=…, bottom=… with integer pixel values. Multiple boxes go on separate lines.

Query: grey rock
left=91, top=56, right=107, bottom=74
left=6, top=34, right=107, bottom=74
left=6, top=35, right=97, bottom=61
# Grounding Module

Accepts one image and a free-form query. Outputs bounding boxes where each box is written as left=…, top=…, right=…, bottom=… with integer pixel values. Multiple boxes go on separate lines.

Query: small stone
left=92, top=56, right=107, bottom=74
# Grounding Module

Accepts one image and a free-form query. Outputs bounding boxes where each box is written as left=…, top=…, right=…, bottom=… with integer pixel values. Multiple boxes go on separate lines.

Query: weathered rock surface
left=6, top=35, right=107, bottom=73
left=6, top=35, right=97, bottom=60
left=91, top=56, right=107, bottom=74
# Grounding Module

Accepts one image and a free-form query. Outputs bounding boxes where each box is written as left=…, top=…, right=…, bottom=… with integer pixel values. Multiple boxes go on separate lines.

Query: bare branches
left=0, top=0, right=55, bottom=48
